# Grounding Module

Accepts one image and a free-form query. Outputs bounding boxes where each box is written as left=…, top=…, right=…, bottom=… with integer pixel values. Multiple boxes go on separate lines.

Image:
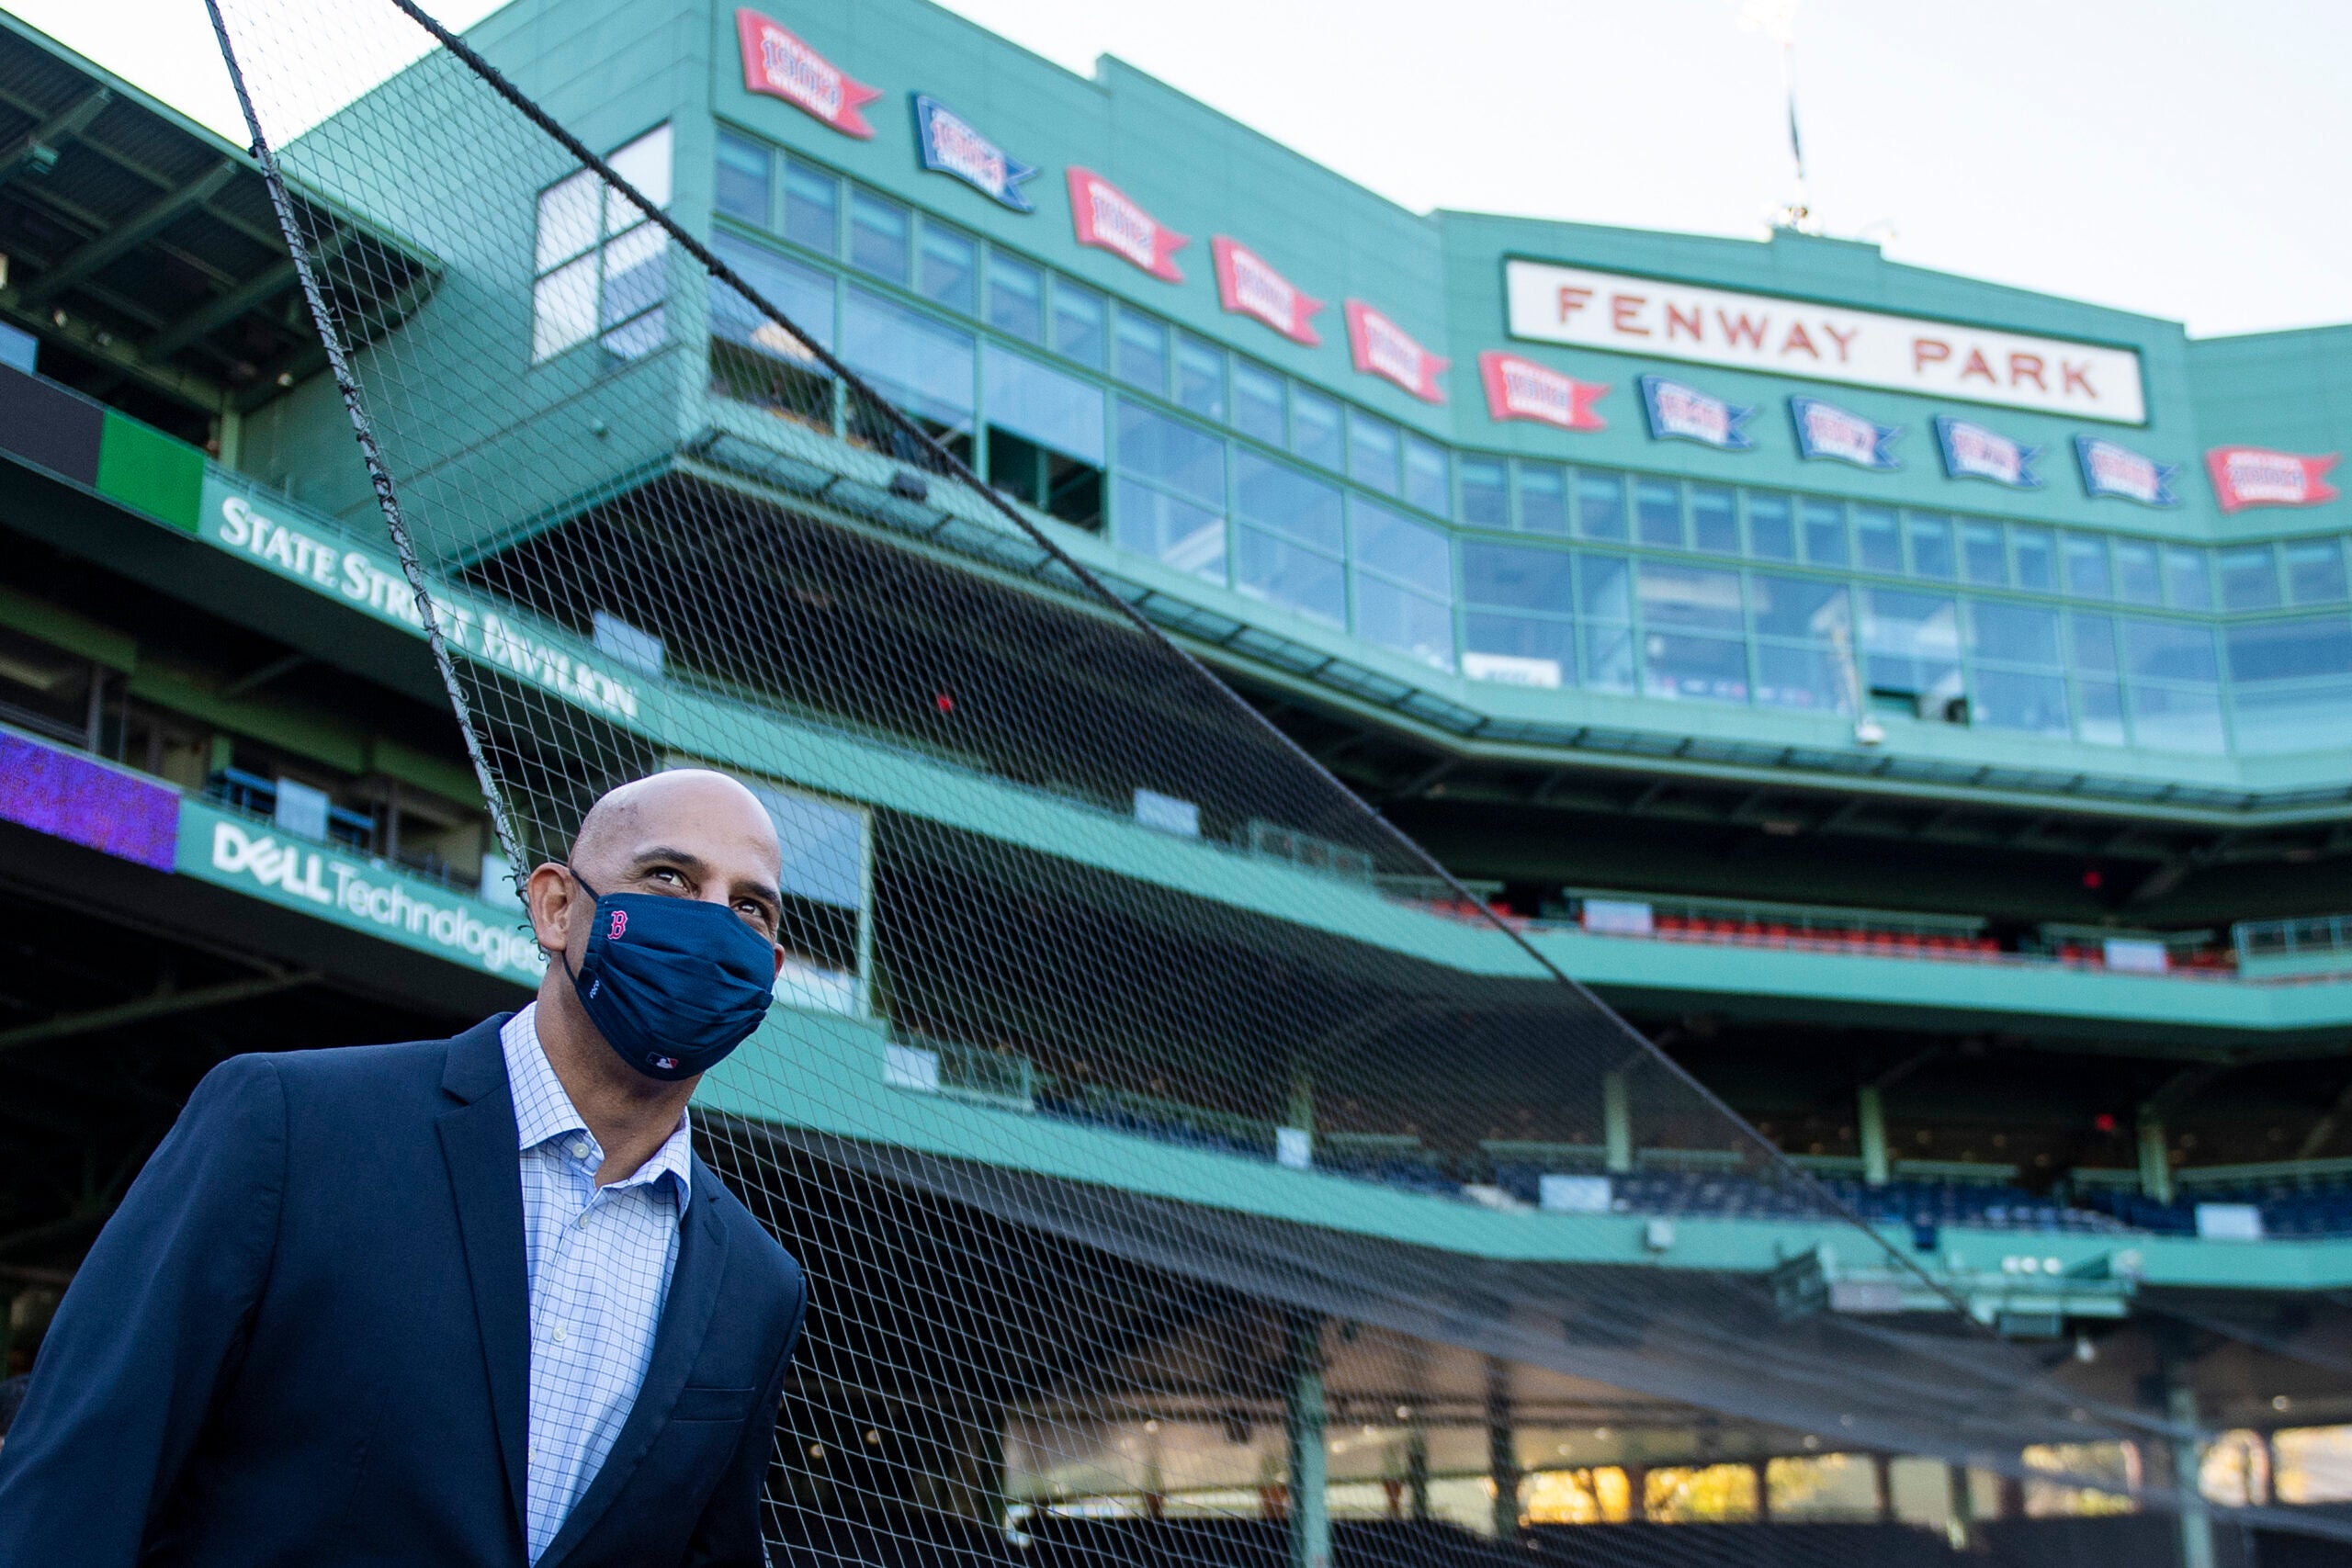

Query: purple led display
left=0, top=731, right=180, bottom=872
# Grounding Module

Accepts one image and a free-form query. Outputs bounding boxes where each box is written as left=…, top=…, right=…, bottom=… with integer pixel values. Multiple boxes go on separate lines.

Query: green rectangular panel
left=96, top=411, right=206, bottom=532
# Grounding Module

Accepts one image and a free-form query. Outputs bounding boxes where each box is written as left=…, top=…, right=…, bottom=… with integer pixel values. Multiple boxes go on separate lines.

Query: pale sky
left=24, top=0, right=2352, bottom=340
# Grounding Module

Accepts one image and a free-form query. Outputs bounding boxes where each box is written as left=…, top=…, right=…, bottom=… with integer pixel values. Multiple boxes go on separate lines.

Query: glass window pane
left=2121, top=617, right=2219, bottom=684
left=715, top=131, right=771, bottom=226
left=2164, top=547, right=2211, bottom=611
left=1961, top=520, right=2007, bottom=585
left=1855, top=505, right=1901, bottom=573
left=2231, top=682, right=2352, bottom=756
left=1863, top=590, right=1962, bottom=704
left=1635, top=479, right=1682, bottom=547
left=1583, top=622, right=1636, bottom=692
left=536, top=170, right=601, bottom=273
left=598, top=226, right=667, bottom=328
left=1459, top=457, right=1508, bottom=529
left=1577, top=472, right=1626, bottom=541
left=1352, top=499, right=1451, bottom=595
left=1690, top=485, right=1737, bottom=553
left=1174, top=334, right=1225, bottom=419
left=1235, top=451, right=1342, bottom=553
left=842, top=287, right=974, bottom=428
left=604, top=124, right=673, bottom=231
left=1235, top=525, right=1344, bottom=626
left=1749, top=574, right=1849, bottom=641
left=2220, top=545, right=2280, bottom=610
left=1353, top=577, right=1453, bottom=671
left=1114, top=306, right=1167, bottom=393
left=1969, top=601, right=2063, bottom=668
left=1747, top=495, right=1794, bottom=560
left=530, top=253, right=597, bottom=360
left=1801, top=499, right=1847, bottom=566
left=2227, top=615, right=2352, bottom=684
left=1117, top=400, right=1224, bottom=507
left=1348, top=412, right=1399, bottom=495
left=1644, top=627, right=1747, bottom=702
left=1232, top=360, right=1284, bottom=445
left=1753, top=641, right=1850, bottom=714
left=1579, top=554, right=1633, bottom=620
left=848, top=188, right=910, bottom=285
left=1052, top=280, right=1106, bottom=368
left=986, top=251, right=1044, bottom=341
left=1290, top=387, right=1342, bottom=468
left=1973, top=671, right=2071, bottom=737
left=783, top=160, right=837, bottom=253
left=1404, top=436, right=1449, bottom=516
left=2075, top=677, right=2126, bottom=745
left=1907, top=513, right=1955, bottom=580
left=2063, top=533, right=2110, bottom=599
left=918, top=226, right=977, bottom=313
left=2227, top=616, right=2352, bottom=754
left=2113, top=540, right=2161, bottom=605
left=1638, top=562, right=1743, bottom=633
left=1518, top=464, right=1569, bottom=536
left=2011, top=526, right=2055, bottom=592
left=982, top=344, right=1104, bottom=463
left=2131, top=683, right=2225, bottom=754
left=1464, top=612, right=1573, bottom=687
left=1463, top=541, right=1571, bottom=611
left=710, top=231, right=835, bottom=355
left=2285, top=539, right=2349, bottom=604
left=2069, top=612, right=2119, bottom=675
left=1113, top=475, right=1224, bottom=582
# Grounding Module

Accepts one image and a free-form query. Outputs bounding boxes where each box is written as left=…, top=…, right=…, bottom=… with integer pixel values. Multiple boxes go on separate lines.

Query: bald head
left=559, top=769, right=786, bottom=939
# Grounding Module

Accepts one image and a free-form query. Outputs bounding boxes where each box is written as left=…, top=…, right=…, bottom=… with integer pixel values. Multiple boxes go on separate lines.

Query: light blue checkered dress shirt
left=501, top=1004, right=694, bottom=1564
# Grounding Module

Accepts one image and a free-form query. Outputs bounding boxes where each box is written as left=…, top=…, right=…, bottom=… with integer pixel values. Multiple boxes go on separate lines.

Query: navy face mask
left=561, top=866, right=776, bottom=1081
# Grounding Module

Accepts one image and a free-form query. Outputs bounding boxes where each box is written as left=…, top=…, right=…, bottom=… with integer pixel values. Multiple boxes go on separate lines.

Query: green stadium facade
left=3, top=0, right=2351, bottom=1560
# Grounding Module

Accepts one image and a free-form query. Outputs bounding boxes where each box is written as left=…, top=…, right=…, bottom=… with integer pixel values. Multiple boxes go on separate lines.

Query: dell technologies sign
left=1505, top=260, right=2147, bottom=424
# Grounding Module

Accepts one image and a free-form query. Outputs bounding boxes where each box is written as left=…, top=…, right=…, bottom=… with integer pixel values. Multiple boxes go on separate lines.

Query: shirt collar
left=500, top=1003, right=693, bottom=1213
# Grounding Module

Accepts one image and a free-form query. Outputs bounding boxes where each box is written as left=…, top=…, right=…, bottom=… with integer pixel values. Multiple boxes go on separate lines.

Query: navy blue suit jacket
left=0, top=1016, right=807, bottom=1567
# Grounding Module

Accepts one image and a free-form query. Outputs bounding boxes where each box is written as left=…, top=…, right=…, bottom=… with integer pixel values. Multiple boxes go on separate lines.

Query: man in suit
left=0, top=768, right=808, bottom=1567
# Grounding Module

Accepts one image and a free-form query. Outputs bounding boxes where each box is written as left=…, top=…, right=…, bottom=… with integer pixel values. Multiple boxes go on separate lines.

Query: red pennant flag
left=1344, top=300, right=1448, bottom=404
left=1477, top=352, right=1609, bottom=432
left=2205, top=446, right=2340, bottom=513
left=1210, top=237, right=1322, bottom=346
left=1066, top=168, right=1188, bottom=283
left=736, top=10, right=882, bottom=140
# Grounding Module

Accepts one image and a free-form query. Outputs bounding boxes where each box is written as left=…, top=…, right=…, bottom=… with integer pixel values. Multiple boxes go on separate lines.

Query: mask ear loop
left=555, top=862, right=604, bottom=992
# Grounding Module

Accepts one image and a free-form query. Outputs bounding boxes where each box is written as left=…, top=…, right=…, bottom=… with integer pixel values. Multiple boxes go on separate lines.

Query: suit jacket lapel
left=538, top=1155, right=731, bottom=1568
left=434, top=1018, right=531, bottom=1551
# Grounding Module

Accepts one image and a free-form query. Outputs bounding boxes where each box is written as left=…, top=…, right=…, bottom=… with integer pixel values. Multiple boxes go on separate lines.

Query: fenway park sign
left=1504, top=259, right=2146, bottom=424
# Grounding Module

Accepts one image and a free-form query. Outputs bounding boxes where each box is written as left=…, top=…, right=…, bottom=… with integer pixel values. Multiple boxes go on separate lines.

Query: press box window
left=707, top=232, right=835, bottom=429
left=782, top=160, right=838, bottom=254
left=1231, top=359, right=1284, bottom=446
left=1458, top=457, right=1507, bottom=530
left=1516, top=463, right=1566, bottom=536
left=983, top=344, right=1104, bottom=530
left=1052, top=279, right=1106, bottom=368
left=918, top=225, right=978, bottom=313
left=715, top=130, right=770, bottom=226
left=1114, top=400, right=1224, bottom=581
left=530, top=123, right=673, bottom=363
left=1174, top=335, right=1225, bottom=419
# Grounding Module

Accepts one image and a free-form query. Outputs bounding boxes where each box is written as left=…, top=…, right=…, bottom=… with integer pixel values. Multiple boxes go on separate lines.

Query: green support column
left=2168, top=1380, right=2216, bottom=1568
left=1406, top=1426, right=1430, bottom=1521
left=1485, top=1355, right=1519, bottom=1541
left=1283, top=1312, right=1329, bottom=1568
left=2139, top=1113, right=2176, bottom=1204
left=1602, top=1069, right=1634, bottom=1175
left=1859, top=1085, right=1890, bottom=1187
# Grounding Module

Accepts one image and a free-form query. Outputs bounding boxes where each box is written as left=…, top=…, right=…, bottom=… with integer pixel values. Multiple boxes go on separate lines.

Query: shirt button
left=570, top=1140, right=589, bottom=1159
left=551, top=1325, right=567, bottom=1343
left=576, top=1212, right=589, bottom=1229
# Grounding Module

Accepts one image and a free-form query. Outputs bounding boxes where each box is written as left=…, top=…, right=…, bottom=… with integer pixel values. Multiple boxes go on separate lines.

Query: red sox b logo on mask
left=609, top=909, right=628, bottom=941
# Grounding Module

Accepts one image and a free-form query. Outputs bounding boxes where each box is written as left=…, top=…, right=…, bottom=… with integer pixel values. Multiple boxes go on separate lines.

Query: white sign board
left=1539, top=1175, right=1613, bottom=1213
left=2195, top=1202, right=2264, bottom=1242
left=1504, top=260, right=2146, bottom=424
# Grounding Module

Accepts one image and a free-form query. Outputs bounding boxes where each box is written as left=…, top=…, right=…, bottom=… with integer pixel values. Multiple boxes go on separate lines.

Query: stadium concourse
left=3, top=0, right=2352, bottom=1564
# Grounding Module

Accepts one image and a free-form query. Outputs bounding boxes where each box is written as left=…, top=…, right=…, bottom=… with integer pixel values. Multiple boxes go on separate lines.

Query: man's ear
left=525, top=863, right=579, bottom=956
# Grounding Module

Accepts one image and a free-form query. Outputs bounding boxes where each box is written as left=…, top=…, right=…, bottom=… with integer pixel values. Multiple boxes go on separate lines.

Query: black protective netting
left=198, top=0, right=2329, bottom=1560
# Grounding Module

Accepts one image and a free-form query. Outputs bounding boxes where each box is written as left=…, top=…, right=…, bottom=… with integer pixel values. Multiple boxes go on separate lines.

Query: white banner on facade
left=1504, top=260, right=2145, bottom=424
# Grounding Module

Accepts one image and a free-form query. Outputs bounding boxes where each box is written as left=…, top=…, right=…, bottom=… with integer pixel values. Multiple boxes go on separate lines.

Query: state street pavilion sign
left=1503, top=259, right=2147, bottom=425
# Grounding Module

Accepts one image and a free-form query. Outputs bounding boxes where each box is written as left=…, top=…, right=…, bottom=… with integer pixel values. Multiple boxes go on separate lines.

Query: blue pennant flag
left=1639, top=376, right=1755, bottom=451
left=2075, top=435, right=2180, bottom=508
left=912, top=95, right=1037, bottom=212
left=1789, top=396, right=1902, bottom=471
left=1934, top=416, right=2041, bottom=489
